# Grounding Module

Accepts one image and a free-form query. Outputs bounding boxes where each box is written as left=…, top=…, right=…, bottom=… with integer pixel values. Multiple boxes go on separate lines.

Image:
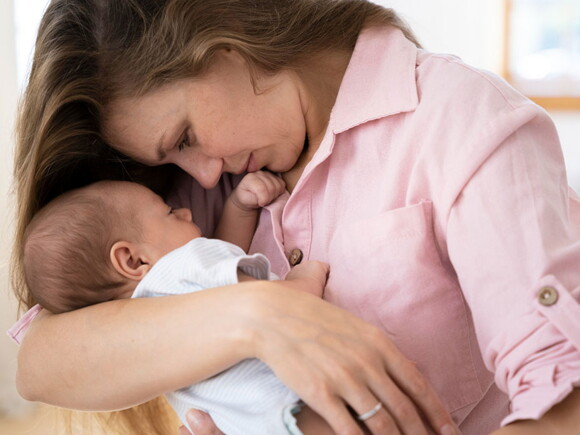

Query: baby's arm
left=214, top=171, right=285, bottom=252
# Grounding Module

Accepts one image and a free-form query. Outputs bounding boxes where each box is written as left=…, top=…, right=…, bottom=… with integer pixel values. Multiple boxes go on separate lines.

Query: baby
left=23, top=172, right=332, bottom=435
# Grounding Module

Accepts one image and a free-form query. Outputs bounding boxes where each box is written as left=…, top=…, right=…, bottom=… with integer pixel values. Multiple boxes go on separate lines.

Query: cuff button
left=538, top=286, right=559, bottom=306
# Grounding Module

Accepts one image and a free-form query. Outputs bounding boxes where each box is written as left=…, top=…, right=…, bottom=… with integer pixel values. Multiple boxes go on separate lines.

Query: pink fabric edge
left=6, top=304, right=43, bottom=345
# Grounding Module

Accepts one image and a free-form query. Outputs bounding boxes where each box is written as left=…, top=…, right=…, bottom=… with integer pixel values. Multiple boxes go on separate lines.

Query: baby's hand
left=230, top=171, right=286, bottom=212
left=285, top=261, right=330, bottom=298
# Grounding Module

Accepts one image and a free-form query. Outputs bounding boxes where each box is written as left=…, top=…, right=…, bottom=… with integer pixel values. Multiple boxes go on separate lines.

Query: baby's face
left=127, top=184, right=201, bottom=263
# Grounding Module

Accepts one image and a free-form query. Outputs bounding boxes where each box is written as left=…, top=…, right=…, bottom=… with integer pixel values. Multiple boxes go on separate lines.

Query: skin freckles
left=104, top=50, right=309, bottom=189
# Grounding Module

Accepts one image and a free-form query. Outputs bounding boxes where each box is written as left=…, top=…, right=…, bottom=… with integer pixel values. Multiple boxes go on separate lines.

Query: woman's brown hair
left=13, top=1, right=419, bottom=433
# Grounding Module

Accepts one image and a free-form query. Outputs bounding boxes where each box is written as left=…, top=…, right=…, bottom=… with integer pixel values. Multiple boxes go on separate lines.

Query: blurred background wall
left=383, top=0, right=580, bottom=188
left=0, top=0, right=579, bottom=426
left=0, top=0, right=32, bottom=418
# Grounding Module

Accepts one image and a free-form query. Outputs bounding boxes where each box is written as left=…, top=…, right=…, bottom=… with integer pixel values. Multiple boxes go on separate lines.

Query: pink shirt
left=10, top=26, right=580, bottom=433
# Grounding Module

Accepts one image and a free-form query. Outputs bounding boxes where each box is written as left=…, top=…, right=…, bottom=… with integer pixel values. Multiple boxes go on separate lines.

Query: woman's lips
left=247, top=153, right=259, bottom=172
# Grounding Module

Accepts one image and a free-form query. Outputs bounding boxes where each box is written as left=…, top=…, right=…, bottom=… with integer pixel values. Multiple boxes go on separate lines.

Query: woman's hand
left=167, top=277, right=456, bottom=435
left=178, top=281, right=458, bottom=435
left=243, top=281, right=457, bottom=435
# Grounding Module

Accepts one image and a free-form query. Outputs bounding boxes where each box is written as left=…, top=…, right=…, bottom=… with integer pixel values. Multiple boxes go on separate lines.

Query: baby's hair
left=23, top=181, right=139, bottom=313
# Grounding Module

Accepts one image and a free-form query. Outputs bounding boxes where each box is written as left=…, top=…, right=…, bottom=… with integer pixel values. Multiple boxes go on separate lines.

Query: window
left=503, top=0, right=580, bottom=110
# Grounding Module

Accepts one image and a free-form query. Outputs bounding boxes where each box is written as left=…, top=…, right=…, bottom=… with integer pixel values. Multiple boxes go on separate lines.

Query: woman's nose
left=177, top=153, right=224, bottom=189
left=174, top=208, right=192, bottom=222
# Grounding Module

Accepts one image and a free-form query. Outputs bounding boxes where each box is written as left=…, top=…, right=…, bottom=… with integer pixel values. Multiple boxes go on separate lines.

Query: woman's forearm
left=16, top=283, right=262, bottom=411
left=491, top=388, right=580, bottom=434
left=17, top=275, right=457, bottom=435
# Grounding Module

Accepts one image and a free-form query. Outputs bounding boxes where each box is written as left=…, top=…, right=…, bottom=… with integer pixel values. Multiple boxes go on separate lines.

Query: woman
left=11, top=0, right=580, bottom=434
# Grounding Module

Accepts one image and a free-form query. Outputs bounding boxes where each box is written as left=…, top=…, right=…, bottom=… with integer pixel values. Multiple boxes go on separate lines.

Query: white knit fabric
left=132, top=238, right=302, bottom=435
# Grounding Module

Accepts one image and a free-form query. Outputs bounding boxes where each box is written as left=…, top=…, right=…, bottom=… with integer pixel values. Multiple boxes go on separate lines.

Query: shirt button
left=288, top=248, right=303, bottom=266
left=538, top=287, right=559, bottom=306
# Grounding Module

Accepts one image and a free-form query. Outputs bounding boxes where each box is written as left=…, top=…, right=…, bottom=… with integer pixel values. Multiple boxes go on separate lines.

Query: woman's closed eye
left=177, top=134, right=191, bottom=152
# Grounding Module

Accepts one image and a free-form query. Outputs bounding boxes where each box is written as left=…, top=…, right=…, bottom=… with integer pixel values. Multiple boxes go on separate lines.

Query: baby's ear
left=110, top=241, right=151, bottom=281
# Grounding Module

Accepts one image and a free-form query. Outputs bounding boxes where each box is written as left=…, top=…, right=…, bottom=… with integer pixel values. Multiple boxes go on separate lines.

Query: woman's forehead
left=104, top=87, right=185, bottom=161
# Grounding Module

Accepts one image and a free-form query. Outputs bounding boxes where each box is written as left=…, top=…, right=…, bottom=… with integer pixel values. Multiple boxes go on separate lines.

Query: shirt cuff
left=498, top=276, right=580, bottom=426
left=502, top=355, right=580, bottom=425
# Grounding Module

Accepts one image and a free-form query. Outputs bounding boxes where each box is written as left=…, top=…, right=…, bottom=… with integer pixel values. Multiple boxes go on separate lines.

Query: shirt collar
left=330, top=26, right=419, bottom=134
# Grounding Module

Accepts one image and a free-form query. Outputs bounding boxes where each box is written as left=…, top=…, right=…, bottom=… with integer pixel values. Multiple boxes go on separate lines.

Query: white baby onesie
left=132, top=237, right=302, bottom=435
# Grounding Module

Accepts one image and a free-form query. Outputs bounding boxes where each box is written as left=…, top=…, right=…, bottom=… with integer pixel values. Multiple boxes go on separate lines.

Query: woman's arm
left=442, top=101, right=580, bottom=429
left=491, top=388, right=580, bottom=434
left=17, top=283, right=258, bottom=410
left=16, top=278, right=456, bottom=435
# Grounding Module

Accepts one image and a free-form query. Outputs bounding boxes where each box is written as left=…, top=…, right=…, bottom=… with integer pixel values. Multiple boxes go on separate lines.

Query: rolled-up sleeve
left=445, top=103, right=580, bottom=426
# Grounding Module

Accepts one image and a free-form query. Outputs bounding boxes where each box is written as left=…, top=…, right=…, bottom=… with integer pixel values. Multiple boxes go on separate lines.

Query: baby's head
left=23, top=181, right=200, bottom=313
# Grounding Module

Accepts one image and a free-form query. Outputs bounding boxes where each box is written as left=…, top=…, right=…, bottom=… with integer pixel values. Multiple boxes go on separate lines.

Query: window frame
left=501, top=0, right=580, bottom=110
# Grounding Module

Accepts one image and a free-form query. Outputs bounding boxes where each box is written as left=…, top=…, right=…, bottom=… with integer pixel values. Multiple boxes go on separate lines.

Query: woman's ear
left=110, top=241, right=151, bottom=281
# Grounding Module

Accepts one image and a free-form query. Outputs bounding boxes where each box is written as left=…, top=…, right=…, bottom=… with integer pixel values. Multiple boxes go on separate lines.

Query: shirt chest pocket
left=326, top=200, right=483, bottom=413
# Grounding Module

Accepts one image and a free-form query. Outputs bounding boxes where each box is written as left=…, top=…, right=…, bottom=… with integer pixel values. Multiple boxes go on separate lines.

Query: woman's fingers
left=184, top=409, right=224, bottom=435
left=350, top=398, right=401, bottom=435
left=364, top=374, right=428, bottom=434
left=378, top=341, right=457, bottom=434
left=334, top=355, right=423, bottom=435
left=354, top=330, right=456, bottom=434
left=308, top=392, right=365, bottom=435
left=251, top=284, right=458, bottom=435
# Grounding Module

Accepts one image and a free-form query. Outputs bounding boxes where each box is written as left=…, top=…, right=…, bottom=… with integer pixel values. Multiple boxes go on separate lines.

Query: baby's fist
left=285, top=261, right=330, bottom=298
left=231, top=171, right=286, bottom=211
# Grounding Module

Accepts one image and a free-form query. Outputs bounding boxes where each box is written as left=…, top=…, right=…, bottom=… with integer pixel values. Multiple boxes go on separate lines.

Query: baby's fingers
left=184, top=409, right=224, bottom=435
left=256, top=170, right=285, bottom=189
left=252, top=172, right=285, bottom=205
left=268, top=172, right=287, bottom=194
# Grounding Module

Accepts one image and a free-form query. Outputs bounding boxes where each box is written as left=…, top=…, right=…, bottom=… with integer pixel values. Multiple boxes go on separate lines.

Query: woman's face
left=104, top=50, right=308, bottom=188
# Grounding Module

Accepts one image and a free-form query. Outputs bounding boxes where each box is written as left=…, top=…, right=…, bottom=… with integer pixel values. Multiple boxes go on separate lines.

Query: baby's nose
left=175, top=208, right=193, bottom=222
